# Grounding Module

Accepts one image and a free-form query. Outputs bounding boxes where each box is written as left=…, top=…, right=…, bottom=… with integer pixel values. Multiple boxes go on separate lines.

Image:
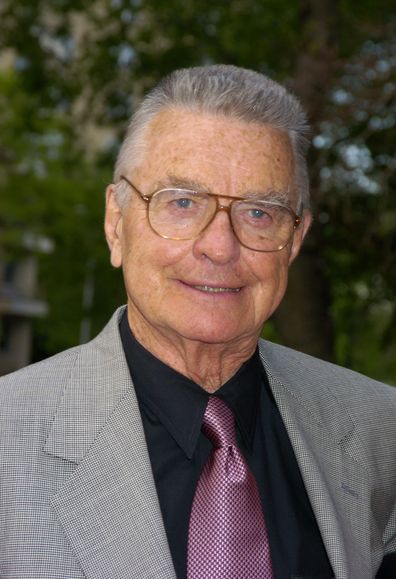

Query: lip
left=179, top=280, right=244, bottom=294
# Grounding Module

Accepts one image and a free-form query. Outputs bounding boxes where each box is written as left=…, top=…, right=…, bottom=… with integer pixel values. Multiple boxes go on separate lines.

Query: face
left=105, top=109, right=311, bottom=350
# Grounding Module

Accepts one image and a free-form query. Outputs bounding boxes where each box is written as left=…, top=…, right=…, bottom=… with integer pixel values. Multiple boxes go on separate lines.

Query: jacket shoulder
left=0, top=346, right=81, bottom=415
left=0, top=307, right=126, bottom=417
left=259, top=338, right=396, bottom=415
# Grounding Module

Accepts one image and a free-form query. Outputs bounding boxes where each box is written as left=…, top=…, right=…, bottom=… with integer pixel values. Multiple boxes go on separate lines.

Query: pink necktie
left=187, top=396, right=274, bottom=578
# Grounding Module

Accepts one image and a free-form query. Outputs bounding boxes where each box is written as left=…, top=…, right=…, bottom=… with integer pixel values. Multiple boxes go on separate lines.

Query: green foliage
left=0, top=0, right=395, bottom=383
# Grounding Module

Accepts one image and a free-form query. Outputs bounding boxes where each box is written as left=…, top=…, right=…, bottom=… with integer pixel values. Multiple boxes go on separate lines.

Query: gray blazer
left=1, top=307, right=395, bottom=578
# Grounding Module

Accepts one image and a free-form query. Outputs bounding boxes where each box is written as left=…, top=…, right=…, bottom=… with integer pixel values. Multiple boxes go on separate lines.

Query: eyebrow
left=243, top=190, right=291, bottom=206
left=152, top=174, right=292, bottom=206
left=152, top=175, right=210, bottom=192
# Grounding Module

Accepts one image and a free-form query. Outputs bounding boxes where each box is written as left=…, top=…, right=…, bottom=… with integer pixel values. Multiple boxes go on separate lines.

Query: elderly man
left=0, top=65, right=395, bottom=579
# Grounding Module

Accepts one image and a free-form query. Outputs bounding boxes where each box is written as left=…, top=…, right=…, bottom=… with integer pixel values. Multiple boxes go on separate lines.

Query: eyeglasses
left=119, top=175, right=301, bottom=252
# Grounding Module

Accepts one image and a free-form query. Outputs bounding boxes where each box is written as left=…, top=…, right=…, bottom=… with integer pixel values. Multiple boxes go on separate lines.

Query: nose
left=192, top=209, right=240, bottom=264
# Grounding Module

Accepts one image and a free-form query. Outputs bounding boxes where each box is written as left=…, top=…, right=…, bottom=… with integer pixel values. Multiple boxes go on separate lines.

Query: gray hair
left=114, top=64, right=311, bottom=211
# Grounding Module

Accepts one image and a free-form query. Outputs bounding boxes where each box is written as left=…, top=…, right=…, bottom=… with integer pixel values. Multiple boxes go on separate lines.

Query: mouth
left=189, top=284, right=242, bottom=293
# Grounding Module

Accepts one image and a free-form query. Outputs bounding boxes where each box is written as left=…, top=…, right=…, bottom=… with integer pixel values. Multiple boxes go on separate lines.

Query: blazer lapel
left=259, top=341, right=380, bottom=579
left=45, top=308, right=176, bottom=579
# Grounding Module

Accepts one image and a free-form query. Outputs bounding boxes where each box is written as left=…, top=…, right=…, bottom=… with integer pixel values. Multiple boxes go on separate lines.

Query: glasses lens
left=232, top=201, right=295, bottom=251
left=149, top=189, right=214, bottom=239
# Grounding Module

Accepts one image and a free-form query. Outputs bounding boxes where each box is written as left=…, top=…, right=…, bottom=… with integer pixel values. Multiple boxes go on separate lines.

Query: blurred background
left=0, top=0, right=395, bottom=382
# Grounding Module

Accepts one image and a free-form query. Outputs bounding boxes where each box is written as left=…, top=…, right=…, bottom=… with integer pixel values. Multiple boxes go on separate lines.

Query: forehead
left=133, top=108, right=296, bottom=199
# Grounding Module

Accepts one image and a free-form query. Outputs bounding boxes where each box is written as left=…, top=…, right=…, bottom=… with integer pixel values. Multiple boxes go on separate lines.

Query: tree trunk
left=273, top=0, right=340, bottom=361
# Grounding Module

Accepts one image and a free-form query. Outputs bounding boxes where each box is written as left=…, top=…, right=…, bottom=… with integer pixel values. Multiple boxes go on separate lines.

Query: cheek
left=250, top=253, right=290, bottom=303
left=121, top=223, right=190, bottom=286
left=120, top=223, right=149, bottom=289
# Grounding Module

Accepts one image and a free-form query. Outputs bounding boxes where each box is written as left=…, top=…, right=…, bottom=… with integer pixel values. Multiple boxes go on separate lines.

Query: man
left=0, top=65, right=395, bottom=579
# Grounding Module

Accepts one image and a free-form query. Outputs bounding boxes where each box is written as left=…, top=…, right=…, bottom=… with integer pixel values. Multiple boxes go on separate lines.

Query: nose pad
left=193, top=207, right=240, bottom=263
left=208, top=204, right=235, bottom=232
left=216, top=204, right=239, bottom=240
left=201, top=205, right=236, bottom=238
left=217, top=203, right=230, bottom=213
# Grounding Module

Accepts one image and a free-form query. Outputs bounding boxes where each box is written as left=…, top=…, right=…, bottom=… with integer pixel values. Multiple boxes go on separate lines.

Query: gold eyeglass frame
left=119, top=175, right=302, bottom=252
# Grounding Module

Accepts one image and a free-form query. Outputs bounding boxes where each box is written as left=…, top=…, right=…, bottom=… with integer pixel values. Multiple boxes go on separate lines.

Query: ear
left=288, top=210, right=313, bottom=265
left=104, top=184, right=123, bottom=268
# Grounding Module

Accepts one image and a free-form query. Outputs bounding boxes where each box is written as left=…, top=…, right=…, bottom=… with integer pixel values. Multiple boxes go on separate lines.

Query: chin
left=177, top=322, right=249, bottom=346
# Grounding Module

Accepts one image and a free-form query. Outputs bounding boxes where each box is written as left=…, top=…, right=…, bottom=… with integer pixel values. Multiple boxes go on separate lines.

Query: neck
left=127, top=309, right=258, bottom=393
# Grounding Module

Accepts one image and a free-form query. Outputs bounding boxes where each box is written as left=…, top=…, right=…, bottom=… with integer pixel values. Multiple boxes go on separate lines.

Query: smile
left=192, top=285, right=241, bottom=293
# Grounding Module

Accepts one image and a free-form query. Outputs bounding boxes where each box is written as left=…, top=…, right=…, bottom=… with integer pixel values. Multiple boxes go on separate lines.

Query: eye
left=155, top=189, right=200, bottom=213
left=154, top=189, right=209, bottom=219
left=164, top=192, right=205, bottom=217
left=173, top=197, right=194, bottom=209
left=246, top=206, right=273, bottom=223
left=248, top=208, right=268, bottom=219
left=234, top=202, right=276, bottom=229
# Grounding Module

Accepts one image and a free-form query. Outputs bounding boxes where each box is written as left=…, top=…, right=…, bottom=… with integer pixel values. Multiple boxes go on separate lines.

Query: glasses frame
left=119, top=175, right=302, bottom=252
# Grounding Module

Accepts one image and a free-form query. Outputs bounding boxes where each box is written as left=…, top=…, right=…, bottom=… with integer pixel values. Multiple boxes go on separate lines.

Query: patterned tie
left=187, top=396, right=273, bottom=578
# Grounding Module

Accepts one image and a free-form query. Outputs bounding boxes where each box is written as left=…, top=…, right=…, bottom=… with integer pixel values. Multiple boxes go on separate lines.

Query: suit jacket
left=1, top=306, right=395, bottom=578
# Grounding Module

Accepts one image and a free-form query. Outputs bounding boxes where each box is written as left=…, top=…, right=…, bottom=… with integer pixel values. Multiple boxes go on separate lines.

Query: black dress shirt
left=120, top=311, right=334, bottom=579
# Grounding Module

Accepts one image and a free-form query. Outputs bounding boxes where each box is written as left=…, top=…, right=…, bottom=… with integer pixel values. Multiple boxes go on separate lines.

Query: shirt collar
left=119, top=310, right=263, bottom=458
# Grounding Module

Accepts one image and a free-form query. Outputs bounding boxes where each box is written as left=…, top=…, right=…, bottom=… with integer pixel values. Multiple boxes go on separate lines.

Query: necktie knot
left=202, top=396, right=236, bottom=449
